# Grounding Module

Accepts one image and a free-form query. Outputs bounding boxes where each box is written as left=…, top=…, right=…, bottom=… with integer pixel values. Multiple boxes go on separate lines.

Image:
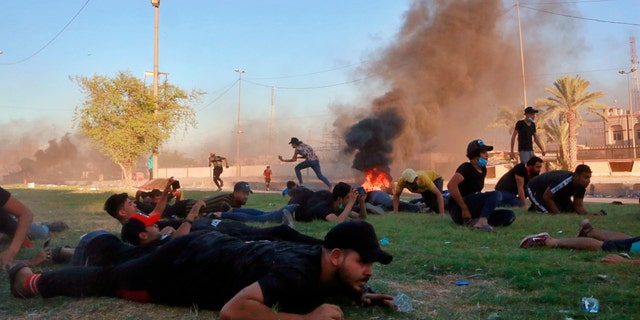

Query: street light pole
left=516, top=0, right=528, bottom=108
left=234, top=69, right=246, bottom=177
left=619, top=68, right=638, bottom=158
left=150, top=0, right=160, bottom=179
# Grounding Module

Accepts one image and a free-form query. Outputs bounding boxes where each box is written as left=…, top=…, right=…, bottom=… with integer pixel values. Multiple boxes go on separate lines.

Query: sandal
left=577, top=219, right=593, bottom=237
left=473, top=224, right=494, bottom=232
left=8, top=262, right=32, bottom=299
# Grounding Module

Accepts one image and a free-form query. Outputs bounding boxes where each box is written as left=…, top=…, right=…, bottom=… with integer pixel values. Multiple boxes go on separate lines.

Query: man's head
left=466, top=139, right=493, bottom=161
left=400, top=168, right=418, bottom=184
left=288, top=137, right=301, bottom=147
left=323, top=221, right=393, bottom=291
left=104, top=193, right=137, bottom=223
left=526, top=156, right=544, bottom=177
left=573, top=164, right=592, bottom=188
left=121, top=213, right=162, bottom=245
left=524, top=106, right=539, bottom=121
left=332, top=182, right=352, bottom=205
left=233, top=181, right=253, bottom=205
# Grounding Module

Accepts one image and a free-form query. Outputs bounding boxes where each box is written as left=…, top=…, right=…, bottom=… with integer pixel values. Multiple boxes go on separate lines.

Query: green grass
left=1, top=185, right=639, bottom=319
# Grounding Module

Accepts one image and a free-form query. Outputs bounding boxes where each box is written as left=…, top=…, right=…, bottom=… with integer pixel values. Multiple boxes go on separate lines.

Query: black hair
left=286, top=180, right=297, bottom=189
left=332, top=182, right=352, bottom=200
left=104, top=193, right=129, bottom=220
left=121, top=218, right=145, bottom=245
left=574, top=164, right=592, bottom=176
left=526, top=156, right=544, bottom=167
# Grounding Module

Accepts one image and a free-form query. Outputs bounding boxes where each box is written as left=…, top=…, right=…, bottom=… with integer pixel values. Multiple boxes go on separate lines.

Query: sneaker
left=519, top=232, right=550, bottom=248
left=577, top=219, right=593, bottom=237
left=42, top=221, right=69, bottom=233
left=282, top=209, right=295, bottom=229
left=365, top=203, right=385, bottom=215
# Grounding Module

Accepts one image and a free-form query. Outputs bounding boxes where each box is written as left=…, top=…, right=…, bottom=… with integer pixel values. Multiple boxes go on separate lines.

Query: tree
left=535, top=76, right=608, bottom=171
left=487, top=105, right=521, bottom=135
left=73, top=71, right=200, bottom=183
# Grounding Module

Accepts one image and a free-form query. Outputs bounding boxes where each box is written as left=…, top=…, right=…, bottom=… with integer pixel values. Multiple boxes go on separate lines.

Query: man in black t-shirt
left=10, top=221, right=393, bottom=319
left=526, top=164, right=603, bottom=215
left=495, top=156, right=543, bottom=207
left=0, top=186, right=34, bottom=269
left=510, top=106, right=546, bottom=164
left=288, top=182, right=367, bottom=223
left=447, top=139, right=516, bottom=232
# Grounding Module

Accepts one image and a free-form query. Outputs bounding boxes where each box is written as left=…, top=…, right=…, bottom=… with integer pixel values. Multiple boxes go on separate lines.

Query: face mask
left=338, top=203, right=345, bottom=210
left=477, top=158, right=488, bottom=167
left=527, top=117, right=534, bottom=123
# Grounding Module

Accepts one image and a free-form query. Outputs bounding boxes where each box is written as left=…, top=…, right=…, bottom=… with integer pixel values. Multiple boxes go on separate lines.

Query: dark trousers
left=420, top=177, right=444, bottom=213
left=449, top=191, right=515, bottom=226
left=213, top=166, right=224, bottom=188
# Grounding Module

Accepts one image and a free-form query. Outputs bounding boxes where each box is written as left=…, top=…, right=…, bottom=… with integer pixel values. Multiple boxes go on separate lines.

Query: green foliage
left=535, top=76, right=609, bottom=170
left=2, top=187, right=639, bottom=319
left=487, top=105, right=521, bottom=135
left=72, top=71, right=201, bottom=182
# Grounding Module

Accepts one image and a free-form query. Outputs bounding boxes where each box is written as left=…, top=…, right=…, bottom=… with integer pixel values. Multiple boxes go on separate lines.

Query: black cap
left=288, top=137, right=301, bottom=145
left=524, top=106, right=539, bottom=114
left=466, top=139, right=494, bottom=157
left=324, top=220, right=393, bottom=265
left=233, top=181, right=253, bottom=194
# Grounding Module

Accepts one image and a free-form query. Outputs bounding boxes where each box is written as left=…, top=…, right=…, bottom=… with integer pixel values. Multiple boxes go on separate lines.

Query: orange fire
left=361, top=167, right=392, bottom=192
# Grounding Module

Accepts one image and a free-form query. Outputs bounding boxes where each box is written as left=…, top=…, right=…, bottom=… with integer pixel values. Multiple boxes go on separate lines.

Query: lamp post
left=150, top=0, right=160, bottom=179
left=234, top=69, right=246, bottom=177
left=516, top=0, right=528, bottom=108
left=619, top=68, right=638, bottom=159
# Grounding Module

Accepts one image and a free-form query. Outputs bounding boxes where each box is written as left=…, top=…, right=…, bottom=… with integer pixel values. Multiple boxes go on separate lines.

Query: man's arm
left=542, top=187, right=560, bottom=214
left=601, top=254, right=640, bottom=265
left=447, top=173, right=471, bottom=223
left=222, top=157, right=229, bottom=168
left=533, top=133, right=546, bottom=156
left=510, top=129, right=518, bottom=160
left=173, top=201, right=204, bottom=238
left=392, top=192, right=402, bottom=213
left=430, top=185, right=445, bottom=213
left=0, top=196, right=34, bottom=269
left=278, top=151, right=299, bottom=162
left=326, top=190, right=359, bottom=223
left=151, top=178, right=175, bottom=216
left=572, top=198, right=603, bottom=215
left=220, top=282, right=344, bottom=320
left=514, top=175, right=527, bottom=207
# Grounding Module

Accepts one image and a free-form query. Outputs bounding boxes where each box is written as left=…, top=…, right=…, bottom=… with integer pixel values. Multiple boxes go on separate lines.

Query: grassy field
left=1, top=185, right=639, bottom=319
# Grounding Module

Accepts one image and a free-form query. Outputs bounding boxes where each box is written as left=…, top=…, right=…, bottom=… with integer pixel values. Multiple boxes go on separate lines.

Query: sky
left=0, top=0, right=638, bottom=169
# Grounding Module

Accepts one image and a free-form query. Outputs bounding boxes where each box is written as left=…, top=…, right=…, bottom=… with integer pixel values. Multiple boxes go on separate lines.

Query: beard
left=333, top=267, right=370, bottom=294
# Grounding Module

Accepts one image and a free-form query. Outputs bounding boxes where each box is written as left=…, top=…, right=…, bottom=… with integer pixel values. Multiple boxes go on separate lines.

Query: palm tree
left=488, top=105, right=522, bottom=135
left=542, top=118, right=569, bottom=169
left=535, top=76, right=609, bottom=170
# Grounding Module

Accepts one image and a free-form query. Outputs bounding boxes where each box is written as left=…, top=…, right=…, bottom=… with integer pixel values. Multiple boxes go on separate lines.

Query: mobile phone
left=356, top=186, right=366, bottom=194
left=43, top=238, right=51, bottom=249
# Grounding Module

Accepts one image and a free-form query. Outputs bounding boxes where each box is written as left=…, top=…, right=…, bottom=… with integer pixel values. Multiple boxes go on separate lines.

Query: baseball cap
left=233, top=181, right=253, bottom=194
left=524, top=106, right=539, bottom=114
left=324, top=220, right=393, bottom=265
left=466, top=139, right=494, bottom=157
left=129, top=212, right=160, bottom=227
left=288, top=137, right=301, bottom=144
left=401, top=168, right=418, bottom=183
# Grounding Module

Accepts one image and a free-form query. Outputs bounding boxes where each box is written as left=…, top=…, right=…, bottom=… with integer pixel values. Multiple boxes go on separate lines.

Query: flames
left=361, top=167, right=392, bottom=192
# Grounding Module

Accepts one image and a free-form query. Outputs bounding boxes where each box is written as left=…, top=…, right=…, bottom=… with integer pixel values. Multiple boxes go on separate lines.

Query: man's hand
left=461, top=208, right=472, bottom=224
left=306, top=304, right=344, bottom=320
left=278, top=155, right=284, bottom=161
left=600, top=254, right=630, bottom=264
left=361, top=293, right=394, bottom=307
left=509, top=151, right=515, bottom=160
left=0, top=248, right=18, bottom=270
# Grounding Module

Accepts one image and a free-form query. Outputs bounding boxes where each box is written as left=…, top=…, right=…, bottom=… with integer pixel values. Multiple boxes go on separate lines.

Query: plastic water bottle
left=392, top=292, right=413, bottom=312
left=581, top=297, right=599, bottom=313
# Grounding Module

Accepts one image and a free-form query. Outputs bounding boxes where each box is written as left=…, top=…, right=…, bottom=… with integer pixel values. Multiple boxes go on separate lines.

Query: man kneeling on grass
left=519, top=219, right=640, bottom=265
left=8, top=221, right=393, bottom=319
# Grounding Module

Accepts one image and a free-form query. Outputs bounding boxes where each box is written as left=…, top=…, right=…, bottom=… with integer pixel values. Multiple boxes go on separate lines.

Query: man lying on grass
left=8, top=221, right=393, bottom=319
left=519, top=219, right=640, bottom=264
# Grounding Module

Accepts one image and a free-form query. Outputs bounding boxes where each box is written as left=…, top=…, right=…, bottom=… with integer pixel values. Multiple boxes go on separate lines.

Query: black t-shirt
left=0, top=187, right=11, bottom=207
left=288, top=188, right=333, bottom=221
left=515, top=120, right=536, bottom=151
left=527, top=170, right=586, bottom=200
left=159, top=231, right=336, bottom=313
left=455, top=162, right=486, bottom=197
left=495, top=163, right=529, bottom=195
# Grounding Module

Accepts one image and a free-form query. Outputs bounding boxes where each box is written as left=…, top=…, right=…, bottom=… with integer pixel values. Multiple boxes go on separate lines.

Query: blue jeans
left=449, top=191, right=515, bottom=226
left=368, top=191, right=421, bottom=212
left=220, top=204, right=298, bottom=223
left=498, top=191, right=521, bottom=207
left=295, top=159, right=332, bottom=188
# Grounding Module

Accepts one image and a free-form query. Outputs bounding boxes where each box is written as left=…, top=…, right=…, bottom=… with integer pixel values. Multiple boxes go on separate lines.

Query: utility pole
left=516, top=0, right=528, bottom=108
left=234, top=69, right=246, bottom=177
left=151, top=0, right=160, bottom=179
